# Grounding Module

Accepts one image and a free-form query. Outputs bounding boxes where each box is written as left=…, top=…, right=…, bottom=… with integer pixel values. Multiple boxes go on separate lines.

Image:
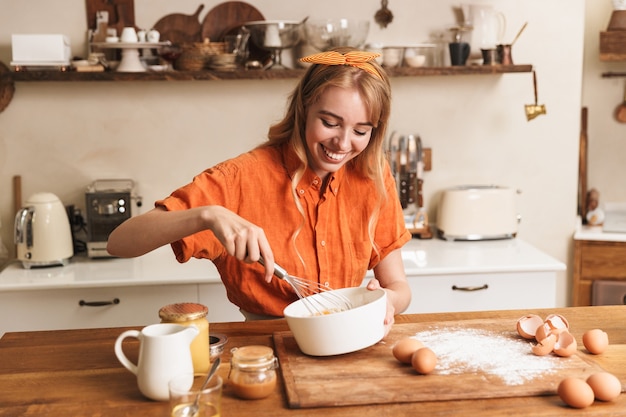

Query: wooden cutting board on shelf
left=201, top=1, right=264, bottom=41
left=152, top=4, right=205, bottom=44
left=273, top=319, right=607, bottom=409
left=201, top=1, right=269, bottom=64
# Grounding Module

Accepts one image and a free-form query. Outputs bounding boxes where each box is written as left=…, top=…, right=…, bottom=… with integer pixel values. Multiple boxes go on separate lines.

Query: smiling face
left=304, top=86, right=373, bottom=179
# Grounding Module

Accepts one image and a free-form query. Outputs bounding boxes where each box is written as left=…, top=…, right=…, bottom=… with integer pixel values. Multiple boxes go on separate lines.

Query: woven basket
left=175, top=40, right=226, bottom=71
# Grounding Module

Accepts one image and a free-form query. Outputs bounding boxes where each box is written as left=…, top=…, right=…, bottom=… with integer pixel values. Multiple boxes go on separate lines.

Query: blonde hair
left=261, top=47, right=392, bottom=266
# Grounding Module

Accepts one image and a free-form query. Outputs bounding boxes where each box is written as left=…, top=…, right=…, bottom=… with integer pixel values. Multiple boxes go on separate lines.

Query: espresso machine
left=85, top=179, right=141, bottom=257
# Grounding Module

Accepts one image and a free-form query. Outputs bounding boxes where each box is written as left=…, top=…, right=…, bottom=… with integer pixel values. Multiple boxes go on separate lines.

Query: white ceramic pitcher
left=464, top=4, right=506, bottom=60
left=114, top=323, right=199, bottom=401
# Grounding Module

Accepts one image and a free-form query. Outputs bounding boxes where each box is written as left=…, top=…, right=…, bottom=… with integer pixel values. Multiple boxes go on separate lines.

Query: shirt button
left=323, top=281, right=330, bottom=288
left=299, top=189, right=305, bottom=195
left=320, top=240, right=326, bottom=247
left=313, top=179, right=319, bottom=185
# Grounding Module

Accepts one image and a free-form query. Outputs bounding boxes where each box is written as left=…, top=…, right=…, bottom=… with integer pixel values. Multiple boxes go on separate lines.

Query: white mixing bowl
left=283, top=287, right=386, bottom=356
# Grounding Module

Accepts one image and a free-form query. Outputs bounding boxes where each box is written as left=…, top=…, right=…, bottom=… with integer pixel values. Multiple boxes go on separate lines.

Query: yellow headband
left=299, top=51, right=382, bottom=80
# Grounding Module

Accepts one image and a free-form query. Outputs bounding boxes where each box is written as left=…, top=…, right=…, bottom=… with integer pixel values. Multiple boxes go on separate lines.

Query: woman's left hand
left=366, top=278, right=395, bottom=336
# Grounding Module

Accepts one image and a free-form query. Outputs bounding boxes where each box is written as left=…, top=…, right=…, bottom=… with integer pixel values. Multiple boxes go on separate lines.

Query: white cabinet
left=0, top=284, right=198, bottom=335
left=403, top=271, right=556, bottom=314
left=366, top=238, right=564, bottom=314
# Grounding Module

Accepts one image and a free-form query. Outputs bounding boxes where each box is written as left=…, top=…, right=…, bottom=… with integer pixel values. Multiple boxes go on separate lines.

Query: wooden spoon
left=510, top=22, right=528, bottom=46
left=614, top=81, right=626, bottom=124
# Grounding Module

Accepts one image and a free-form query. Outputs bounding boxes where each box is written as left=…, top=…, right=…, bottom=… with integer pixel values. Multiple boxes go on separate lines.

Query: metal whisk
left=258, top=258, right=353, bottom=316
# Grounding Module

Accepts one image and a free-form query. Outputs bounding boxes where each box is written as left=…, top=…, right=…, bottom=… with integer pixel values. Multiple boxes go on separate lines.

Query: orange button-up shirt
left=157, top=143, right=410, bottom=317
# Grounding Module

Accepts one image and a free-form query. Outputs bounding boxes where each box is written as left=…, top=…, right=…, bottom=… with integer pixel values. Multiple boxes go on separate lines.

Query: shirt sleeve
left=155, top=161, right=243, bottom=263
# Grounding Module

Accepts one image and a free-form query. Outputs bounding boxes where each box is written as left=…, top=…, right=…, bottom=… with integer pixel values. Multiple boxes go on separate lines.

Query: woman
left=107, top=47, right=411, bottom=328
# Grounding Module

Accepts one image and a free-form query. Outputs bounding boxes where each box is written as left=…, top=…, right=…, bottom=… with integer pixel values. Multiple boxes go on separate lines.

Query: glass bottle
left=229, top=345, right=279, bottom=400
left=159, top=302, right=210, bottom=373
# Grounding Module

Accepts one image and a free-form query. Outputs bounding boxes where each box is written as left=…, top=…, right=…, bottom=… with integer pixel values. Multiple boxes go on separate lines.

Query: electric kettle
left=14, top=192, right=73, bottom=269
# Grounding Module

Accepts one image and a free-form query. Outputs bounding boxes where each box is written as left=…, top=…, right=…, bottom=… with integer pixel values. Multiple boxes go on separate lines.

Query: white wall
left=0, top=0, right=595, bottom=307
left=582, top=2, right=626, bottom=204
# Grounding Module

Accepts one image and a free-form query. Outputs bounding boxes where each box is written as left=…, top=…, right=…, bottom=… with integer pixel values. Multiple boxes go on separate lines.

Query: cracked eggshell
left=516, top=314, right=544, bottom=339
left=553, top=331, right=578, bottom=357
left=535, top=322, right=566, bottom=343
left=583, top=329, right=609, bottom=355
left=534, top=322, right=552, bottom=342
left=544, top=314, right=570, bottom=331
left=532, top=333, right=557, bottom=356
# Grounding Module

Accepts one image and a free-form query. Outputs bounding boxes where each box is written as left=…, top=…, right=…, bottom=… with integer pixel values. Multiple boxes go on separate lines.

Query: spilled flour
left=413, top=327, right=567, bottom=385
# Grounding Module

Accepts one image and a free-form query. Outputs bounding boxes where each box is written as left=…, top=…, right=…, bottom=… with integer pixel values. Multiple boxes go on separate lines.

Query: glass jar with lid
left=229, top=345, right=279, bottom=400
left=403, top=44, right=437, bottom=68
left=159, top=302, right=210, bottom=373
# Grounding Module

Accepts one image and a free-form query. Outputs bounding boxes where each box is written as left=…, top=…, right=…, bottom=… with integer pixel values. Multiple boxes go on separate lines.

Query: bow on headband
left=299, top=51, right=382, bottom=80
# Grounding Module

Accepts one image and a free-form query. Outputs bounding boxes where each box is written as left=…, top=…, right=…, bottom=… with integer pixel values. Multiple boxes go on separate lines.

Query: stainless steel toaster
left=436, top=185, right=520, bottom=241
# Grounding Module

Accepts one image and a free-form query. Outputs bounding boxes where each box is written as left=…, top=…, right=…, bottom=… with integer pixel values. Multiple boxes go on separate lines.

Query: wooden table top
left=1, top=306, right=624, bottom=417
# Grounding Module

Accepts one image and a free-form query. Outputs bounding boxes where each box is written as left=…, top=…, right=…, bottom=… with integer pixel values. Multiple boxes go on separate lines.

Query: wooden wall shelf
left=5, top=64, right=532, bottom=82
left=0, top=62, right=533, bottom=112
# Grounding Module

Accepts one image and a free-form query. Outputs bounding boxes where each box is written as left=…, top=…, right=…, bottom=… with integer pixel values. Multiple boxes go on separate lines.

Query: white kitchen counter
left=397, top=237, right=564, bottom=276
left=0, top=245, right=217, bottom=291
left=0, top=238, right=564, bottom=292
left=0, top=238, right=566, bottom=334
left=574, top=225, right=626, bottom=242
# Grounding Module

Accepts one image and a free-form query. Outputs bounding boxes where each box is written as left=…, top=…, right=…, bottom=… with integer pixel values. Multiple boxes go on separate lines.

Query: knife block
left=393, top=145, right=432, bottom=239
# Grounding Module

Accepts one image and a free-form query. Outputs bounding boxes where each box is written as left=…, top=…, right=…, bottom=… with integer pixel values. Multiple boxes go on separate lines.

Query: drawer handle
left=79, top=298, right=120, bottom=307
left=452, top=284, right=489, bottom=292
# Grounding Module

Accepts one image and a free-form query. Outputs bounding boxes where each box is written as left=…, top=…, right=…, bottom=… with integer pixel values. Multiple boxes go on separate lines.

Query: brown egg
left=582, top=329, right=609, bottom=355
left=411, top=347, right=437, bottom=375
left=516, top=314, right=543, bottom=339
left=392, top=337, right=424, bottom=364
left=557, top=377, right=595, bottom=408
left=587, top=372, right=622, bottom=402
left=553, top=330, right=578, bottom=357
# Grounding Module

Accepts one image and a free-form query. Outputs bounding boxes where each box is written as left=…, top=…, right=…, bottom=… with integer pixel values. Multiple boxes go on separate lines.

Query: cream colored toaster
left=436, top=185, right=520, bottom=241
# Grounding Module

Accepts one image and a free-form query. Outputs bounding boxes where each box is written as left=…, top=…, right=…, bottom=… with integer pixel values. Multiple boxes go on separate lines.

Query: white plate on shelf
left=148, top=65, right=168, bottom=72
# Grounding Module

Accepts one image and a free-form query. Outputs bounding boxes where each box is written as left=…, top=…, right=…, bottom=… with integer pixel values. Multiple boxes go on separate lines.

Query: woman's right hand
left=201, top=206, right=275, bottom=282
left=107, top=206, right=276, bottom=283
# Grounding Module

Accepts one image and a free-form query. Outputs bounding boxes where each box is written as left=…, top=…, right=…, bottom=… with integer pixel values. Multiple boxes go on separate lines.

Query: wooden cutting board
left=152, top=4, right=205, bottom=44
left=274, top=319, right=607, bottom=409
left=200, top=1, right=269, bottom=63
left=201, top=1, right=264, bottom=41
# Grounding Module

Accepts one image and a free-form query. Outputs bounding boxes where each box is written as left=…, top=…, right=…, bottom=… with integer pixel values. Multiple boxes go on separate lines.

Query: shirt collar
left=282, top=142, right=342, bottom=196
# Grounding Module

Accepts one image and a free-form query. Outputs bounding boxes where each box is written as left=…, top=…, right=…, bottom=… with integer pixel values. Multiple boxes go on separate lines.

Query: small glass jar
left=159, top=303, right=210, bottom=373
left=229, top=345, right=279, bottom=400
left=404, top=44, right=436, bottom=68
left=209, top=333, right=228, bottom=361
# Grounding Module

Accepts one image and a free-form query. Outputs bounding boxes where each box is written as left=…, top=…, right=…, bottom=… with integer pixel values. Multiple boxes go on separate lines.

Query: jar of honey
left=159, top=302, right=210, bottom=373
left=229, top=345, right=279, bottom=400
